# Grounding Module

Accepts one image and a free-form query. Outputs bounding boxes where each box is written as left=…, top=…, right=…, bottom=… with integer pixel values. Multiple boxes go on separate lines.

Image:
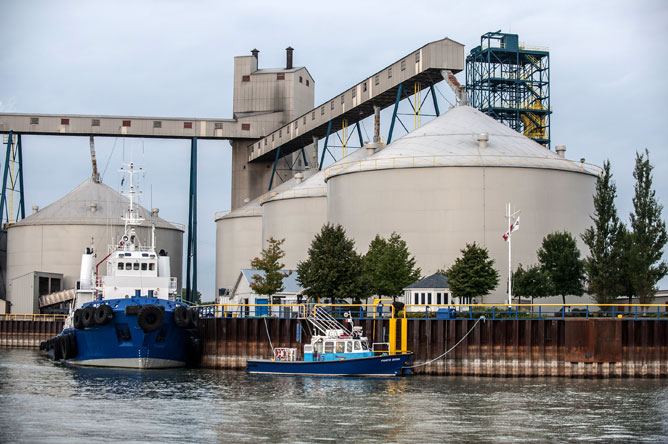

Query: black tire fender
left=94, top=304, right=114, bottom=325
left=73, top=309, right=85, bottom=329
left=189, top=308, right=199, bottom=329
left=82, top=306, right=96, bottom=328
left=173, top=305, right=190, bottom=328
left=137, top=305, right=164, bottom=333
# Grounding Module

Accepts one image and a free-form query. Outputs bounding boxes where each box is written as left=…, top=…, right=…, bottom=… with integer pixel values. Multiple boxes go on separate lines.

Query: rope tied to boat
left=403, top=316, right=486, bottom=369
left=263, top=317, right=275, bottom=356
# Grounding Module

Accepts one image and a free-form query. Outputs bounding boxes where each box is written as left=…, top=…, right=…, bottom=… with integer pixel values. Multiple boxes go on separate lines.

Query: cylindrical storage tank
left=326, top=106, right=599, bottom=303
left=215, top=171, right=318, bottom=295
left=6, top=179, right=184, bottom=308
left=261, top=147, right=377, bottom=269
left=215, top=200, right=262, bottom=296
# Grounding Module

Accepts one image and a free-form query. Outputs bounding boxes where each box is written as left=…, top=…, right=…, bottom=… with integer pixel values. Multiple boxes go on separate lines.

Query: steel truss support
left=387, top=83, right=403, bottom=145
left=430, top=84, right=440, bottom=116
left=318, top=120, right=333, bottom=171
left=0, top=131, right=25, bottom=227
left=185, top=137, right=197, bottom=304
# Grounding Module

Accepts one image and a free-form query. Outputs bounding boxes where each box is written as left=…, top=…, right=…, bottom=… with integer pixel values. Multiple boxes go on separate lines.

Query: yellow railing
left=0, top=314, right=67, bottom=321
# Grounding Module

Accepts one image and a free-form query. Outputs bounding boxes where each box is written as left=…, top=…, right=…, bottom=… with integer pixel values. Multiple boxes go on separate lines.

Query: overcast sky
left=1, top=0, right=667, bottom=299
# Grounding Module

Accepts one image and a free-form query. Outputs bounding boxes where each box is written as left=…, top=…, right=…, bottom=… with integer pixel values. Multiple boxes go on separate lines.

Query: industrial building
left=5, top=178, right=183, bottom=313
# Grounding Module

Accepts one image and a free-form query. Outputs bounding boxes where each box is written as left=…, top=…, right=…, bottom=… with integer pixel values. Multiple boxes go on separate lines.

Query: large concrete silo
left=6, top=179, right=184, bottom=313
left=326, top=106, right=599, bottom=303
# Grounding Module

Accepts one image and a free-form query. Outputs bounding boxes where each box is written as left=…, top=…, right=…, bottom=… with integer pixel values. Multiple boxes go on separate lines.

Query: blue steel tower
left=466, top=31, right=551, bottom=148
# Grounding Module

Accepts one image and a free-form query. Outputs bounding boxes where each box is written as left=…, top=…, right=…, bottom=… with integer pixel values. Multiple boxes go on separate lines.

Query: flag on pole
left=502, top=216, right=520, bottom=241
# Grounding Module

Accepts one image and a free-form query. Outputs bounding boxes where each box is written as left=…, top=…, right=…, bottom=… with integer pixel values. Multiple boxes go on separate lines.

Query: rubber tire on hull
left=65, top=333, right=77, bottom=358
left=173, top=305, right=190, bottom=328
left=94, top=304, right=114, bottom=325
left=189, top=308, right=199, bottom=329
left=137, top=305, right=164, bottom=333
left=73, top=309, right=85, bottom=329
left=82, top=306, right=96, bottom=328
left=52, top=337, right=63, bottom=361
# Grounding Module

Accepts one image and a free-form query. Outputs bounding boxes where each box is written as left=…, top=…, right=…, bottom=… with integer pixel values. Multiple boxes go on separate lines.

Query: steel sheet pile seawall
left=0, top=318, right=64, bottom=347
left=199, top=318, right=668, bottom=377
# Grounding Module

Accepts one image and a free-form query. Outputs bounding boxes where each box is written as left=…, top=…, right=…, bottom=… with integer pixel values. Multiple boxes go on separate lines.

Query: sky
left=1, top=0, right=667, bottom=299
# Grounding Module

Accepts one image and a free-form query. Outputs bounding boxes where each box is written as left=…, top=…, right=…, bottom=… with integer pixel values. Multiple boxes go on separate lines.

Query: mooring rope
left=263, top=317, right=275, bottom=355
left=404, top=316, right=485, bottom=369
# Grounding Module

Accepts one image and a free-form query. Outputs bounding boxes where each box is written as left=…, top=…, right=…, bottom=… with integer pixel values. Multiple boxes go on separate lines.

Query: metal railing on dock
left=0, top=314, right=67, bottom=321
left=191, top=302, right=668, bottom=321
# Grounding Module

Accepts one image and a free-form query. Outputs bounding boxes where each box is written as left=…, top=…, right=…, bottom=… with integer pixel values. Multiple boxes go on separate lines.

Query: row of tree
left=251, top=226, right=421, bottom=304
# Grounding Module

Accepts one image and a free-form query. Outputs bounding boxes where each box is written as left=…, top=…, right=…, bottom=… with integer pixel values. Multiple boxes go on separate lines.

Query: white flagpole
left=507, top=203, right=512, bottom=306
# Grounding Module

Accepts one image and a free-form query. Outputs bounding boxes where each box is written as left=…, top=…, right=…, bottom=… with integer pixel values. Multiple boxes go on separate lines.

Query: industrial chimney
left=286, top=46, right=294, bottom=69
left=251, top=48, right=259, bottom=64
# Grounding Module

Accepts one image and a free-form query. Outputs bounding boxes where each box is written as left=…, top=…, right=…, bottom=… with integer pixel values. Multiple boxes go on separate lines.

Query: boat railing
left=372, top=342, right=391, bottom=354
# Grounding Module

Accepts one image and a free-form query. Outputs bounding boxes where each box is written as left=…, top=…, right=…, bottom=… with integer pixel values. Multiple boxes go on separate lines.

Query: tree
left=444, top=242, right=499, bottom=304
left=537, top=231, right=585, bottom=306
left=628, top=149, right=668, bottom=304
left=581, top=160, right=626, bottom=304
left=363, top=232, right=421, bottom=300
left=512, top=264, right=551, bottom=306
left=249, top=237, right=289, bottom=303
left=296, top=224, right=367, bottom=303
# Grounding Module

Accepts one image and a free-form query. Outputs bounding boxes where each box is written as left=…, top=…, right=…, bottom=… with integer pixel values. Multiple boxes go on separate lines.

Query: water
left=0, top=349, right=666, bottom=443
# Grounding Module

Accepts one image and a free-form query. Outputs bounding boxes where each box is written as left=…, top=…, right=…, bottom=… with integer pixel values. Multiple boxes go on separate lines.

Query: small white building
left=219, top=269, right=303, bottom=317
left=401, top=273, right=454, bottom=313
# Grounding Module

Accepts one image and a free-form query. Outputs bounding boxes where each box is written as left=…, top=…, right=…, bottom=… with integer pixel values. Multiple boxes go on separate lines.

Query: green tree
left=297, top=224, right=366, bottom=303
left=581, top=160, right=626, bottom=304
left=363, top=232, right=421, bottom=300
left=628, top=149, right=668, bottom=304
left=249, top=237, right=289, bottom=303
left=444, top=242, right=499, bottom=304
left=537, top=231, right=585, bottom=306
left=512, top=263, right=551, bottom=306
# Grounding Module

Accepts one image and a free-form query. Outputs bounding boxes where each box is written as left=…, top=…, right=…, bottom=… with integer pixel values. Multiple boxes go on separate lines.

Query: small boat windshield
left=313, top=337, right=369, bottom=354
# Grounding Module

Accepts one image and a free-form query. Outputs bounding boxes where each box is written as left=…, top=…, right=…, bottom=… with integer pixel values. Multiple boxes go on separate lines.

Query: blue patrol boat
left=246, top=308, right=412, bottom=376
left=41, top=163, right=200, bottom=369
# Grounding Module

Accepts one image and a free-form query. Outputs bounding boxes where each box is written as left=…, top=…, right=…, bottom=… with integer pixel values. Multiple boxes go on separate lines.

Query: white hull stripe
left=68, top=357, right=185, bottom=369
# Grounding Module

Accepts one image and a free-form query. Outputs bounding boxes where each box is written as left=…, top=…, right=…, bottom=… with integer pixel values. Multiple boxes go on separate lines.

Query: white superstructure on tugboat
left=42, top=163, right=200, bottom=369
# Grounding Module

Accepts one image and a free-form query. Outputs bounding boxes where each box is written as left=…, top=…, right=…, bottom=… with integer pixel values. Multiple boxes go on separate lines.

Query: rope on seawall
left=403, top=316, right=486, bottom=369
left=264, top=317, right=275, bottom=355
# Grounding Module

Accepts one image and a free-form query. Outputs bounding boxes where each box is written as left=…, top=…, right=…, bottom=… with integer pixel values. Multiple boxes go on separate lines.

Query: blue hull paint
left=65, top=297, right=191, bottom=369
left=246, top=353, right=412, bottom=376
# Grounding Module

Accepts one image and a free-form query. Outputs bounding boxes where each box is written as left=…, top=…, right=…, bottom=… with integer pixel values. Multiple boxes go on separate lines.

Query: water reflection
left=0, top=348, right=666, bottom=444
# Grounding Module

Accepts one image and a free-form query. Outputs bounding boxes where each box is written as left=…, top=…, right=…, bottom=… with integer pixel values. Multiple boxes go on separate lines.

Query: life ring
left=137, top=305, right=164, bottom=333
left=94, top=304, right=114, bottom=325
left=73, top=309, right=85, bottom=329
left=173, top=305, right=190, bottom=328
left=82, top=306, right=96, bottom=328
left=274, top=348, right=287, bottom=360
left=189, top=308, right=199, bottom=328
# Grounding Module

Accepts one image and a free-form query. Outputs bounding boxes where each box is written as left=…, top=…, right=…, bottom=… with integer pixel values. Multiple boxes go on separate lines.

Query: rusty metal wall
left=0, top=320, right=64, bottom=347
left=201, top=318, right=668, bottom=377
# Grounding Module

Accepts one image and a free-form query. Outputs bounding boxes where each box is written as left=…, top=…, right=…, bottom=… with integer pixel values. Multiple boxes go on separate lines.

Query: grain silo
left=326, top=105, right=598, bottom=303
left=261, top=146, right=377, bottom=269
left=5, top=179, right=183, bottom=313
left=215, top=171, right=316, bottom=297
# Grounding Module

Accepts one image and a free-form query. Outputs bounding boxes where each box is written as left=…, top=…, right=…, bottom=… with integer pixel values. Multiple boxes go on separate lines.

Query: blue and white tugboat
left=246, top=307, right=412, bottom=376
left=42, top=163, right=200, bottom=369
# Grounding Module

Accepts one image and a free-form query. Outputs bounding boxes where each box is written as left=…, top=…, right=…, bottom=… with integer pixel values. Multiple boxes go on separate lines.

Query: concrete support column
left=230, top=139, right=272, bottom=209
left=373, top=105, right=381, bottom=143
left=312, top=136, right=319, bottom=169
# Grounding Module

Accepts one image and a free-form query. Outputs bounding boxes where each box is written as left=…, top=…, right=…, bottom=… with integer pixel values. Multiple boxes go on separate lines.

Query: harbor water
left=1, top=348, right=666, bottom=443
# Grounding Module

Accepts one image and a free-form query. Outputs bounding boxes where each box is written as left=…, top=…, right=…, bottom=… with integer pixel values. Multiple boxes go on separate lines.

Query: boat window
left=118, top=263, right=124, bottom=270
left=353, top=341, right=361, bottom=351
left=149, top=263, right=155, bottom=271
left=336, top=342, right=345, bottom=353
left=361, top=340, right=369, bottom=351
left=324, top=341, right=334, bottom=353
left=346, top=341, right=353, bottom=353
left=314, top=339, right=323, bottom=353
left=126, top=262, right=132, bottom=270
left=141, top=263, right=147, bottom=271
left=133, top=263, right=139, bottom=270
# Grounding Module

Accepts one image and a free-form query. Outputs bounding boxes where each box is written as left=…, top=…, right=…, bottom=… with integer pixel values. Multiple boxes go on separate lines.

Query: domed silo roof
left=326, top=105, right=599, bottom=304
left=215, top=170, right=317, bottom=295
left=6, top=179, right=184, bottom=312
left=261, top=147, right=374, bottom=270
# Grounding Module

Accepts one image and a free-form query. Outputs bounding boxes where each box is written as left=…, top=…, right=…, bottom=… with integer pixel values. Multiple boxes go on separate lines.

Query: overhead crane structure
left=0, top=37, right=466, bottom=300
